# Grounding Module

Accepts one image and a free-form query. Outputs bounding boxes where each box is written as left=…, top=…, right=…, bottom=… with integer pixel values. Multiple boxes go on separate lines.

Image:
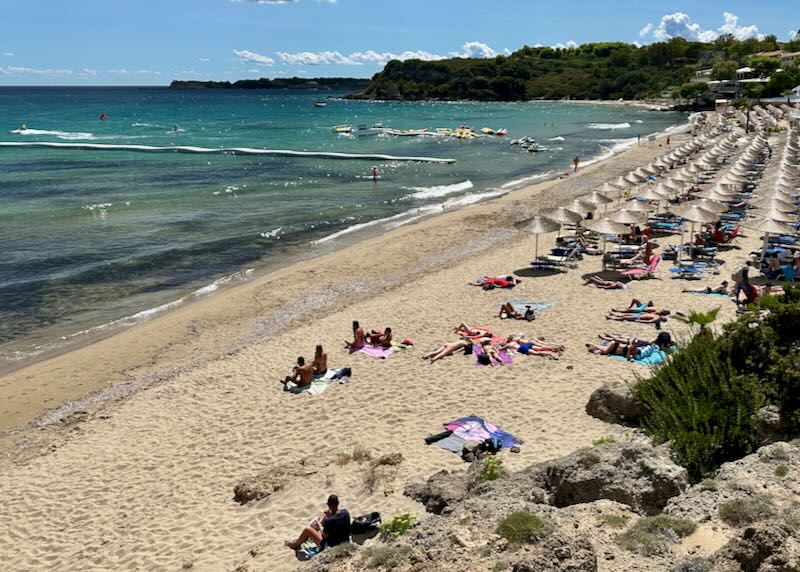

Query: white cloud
left=2, top=52, right=13, bottom=57
left=80, top=68, right=98, bottom=76
left=639, top=11, right=763, bottom=44
left=277, top=50, right=356, bottom=65
left=0, top=65, right=72, bottom=77
left=553, top=40, right=578, bottom=49
left=455, top=41, right=497, bottom=59
left=792, top=30, right=799, bottom=41
left=107, top=69, right=161, bottom=75
left=198, top=57, right=210, bottom=63
left=233, top=49, right=275, bottom=65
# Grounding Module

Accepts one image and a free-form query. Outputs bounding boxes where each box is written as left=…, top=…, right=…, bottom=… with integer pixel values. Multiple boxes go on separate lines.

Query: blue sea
left=0, top=87, right=685, bottom=370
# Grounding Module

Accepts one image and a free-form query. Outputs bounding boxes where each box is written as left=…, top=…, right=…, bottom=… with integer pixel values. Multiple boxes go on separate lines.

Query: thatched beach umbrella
left=690, top=198, right=728, bottom=213
left=741, top=217, right=798, bottom=263
left=540, top=206, right=582, bottom=238
left=619, top=199, right=653, bottom=213
left=671, top=204, right=720, bottom=264
left=608, top=208, right=648, bottom=225
left=749, top=207, right=797, bottom=224
left=564, top=199, right=596, bottom=218
left=752, top=197, right=797, bottom=213
left=582, top=217, right=632, bottom=268
left=522, top=215, right=561, bottom=261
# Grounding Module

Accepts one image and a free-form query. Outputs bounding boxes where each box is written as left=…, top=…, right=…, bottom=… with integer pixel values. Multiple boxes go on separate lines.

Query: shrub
left=776, top=465, right=789, bottom=477
left=635, top=334, right=762, bottom=481
left=598, top=514, right=629, bottom=529
left=363, top=545, right=412, bottom=569
left=336, top=444, right=371, bottom=466
left=699, top=479, right=719, bottom=491
left=616, top=515, right=696, bottom=556
left=592, top=435, right=615, bottom=446
left=379, top=513, right=415, bottom=540
left=496, top=511, right=552, bottom=547
left=477, top=456, right=507, bottom=482
left=719, top=496, right=775, bottom=526
left=672, top=557, right=713, bottom=572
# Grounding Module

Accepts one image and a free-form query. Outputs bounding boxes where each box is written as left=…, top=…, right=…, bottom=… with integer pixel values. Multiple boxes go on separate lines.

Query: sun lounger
left=621, top=255, right=660, bottom=280
left=532, top=245, right=581, bottom=271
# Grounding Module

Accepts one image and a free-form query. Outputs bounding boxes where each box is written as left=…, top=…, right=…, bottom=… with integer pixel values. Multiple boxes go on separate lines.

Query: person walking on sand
left=285, top=494, right=351, bottom=552
left=573, top=156, right=580, bottom=172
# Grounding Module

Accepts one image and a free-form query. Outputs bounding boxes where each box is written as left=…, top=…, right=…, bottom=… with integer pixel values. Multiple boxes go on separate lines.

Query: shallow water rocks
left=532, top=442, right=688, bottom=515
left=585, top=382, right=645, bottom=425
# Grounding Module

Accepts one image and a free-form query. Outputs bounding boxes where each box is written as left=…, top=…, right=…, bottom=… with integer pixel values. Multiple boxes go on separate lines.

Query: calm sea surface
left=0, top=87, right=685, bottom=369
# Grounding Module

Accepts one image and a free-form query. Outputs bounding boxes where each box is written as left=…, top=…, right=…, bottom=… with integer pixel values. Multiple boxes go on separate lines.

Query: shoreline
left=0, top=111, right=687, bottom=380
left=0, top=120, right=686, bottom=453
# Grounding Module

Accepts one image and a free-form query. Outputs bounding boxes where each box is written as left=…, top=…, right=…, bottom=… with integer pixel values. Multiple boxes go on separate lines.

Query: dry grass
left=335, top=444, right=372, bottom=466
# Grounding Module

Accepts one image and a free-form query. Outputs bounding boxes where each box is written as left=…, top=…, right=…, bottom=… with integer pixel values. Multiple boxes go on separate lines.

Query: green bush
left=616, top=515, right=696, bottom=556
left=592, top=435, right=615, bottom=446
left=378, top=513, right=415, bottom=540
left=776, top=465, right=789, bottom=477
left=477, top=456, right=507, bottom=482
left=635, top=335, right=762, bottom=481
left=672, top=557, right=713, bottom=572
left=496, top=511, right=552, bottom=547
left=363, top=545, right=412, bottom=569
left=719, top=496, right=775, bottom=526
left=598, top=514, right=629, bottom=529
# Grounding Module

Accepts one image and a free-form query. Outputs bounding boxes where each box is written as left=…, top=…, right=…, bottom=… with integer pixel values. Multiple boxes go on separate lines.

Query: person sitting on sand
left=470, top=275, right=521, bottom=290
left=366, top=327, right=393, bottom=348
left=498, top=302, right=536, bottom=321
left=583, top=276, right=626, bottom=290
left=285, top=494, right=351, bottom=552
left=422, top=338, right=473, bottom=363
left=312, top=345, right=328, bottom=376
left=682, top=281, right=729, bottom=295
left=344, top=320, right=366, bottom=350
left=282, top=356, right=314, bottom=388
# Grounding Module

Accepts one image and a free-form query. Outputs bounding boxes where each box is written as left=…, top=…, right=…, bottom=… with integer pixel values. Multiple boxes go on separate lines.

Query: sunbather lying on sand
left=499, top=335, right=564, bottom=359
left=612, top=299, right=671, bottom=315
left=469, top=275, right=521, bottom=290
left=587, top=331, right=672, bottom=361
left=498, top=302, right=536, bottom=321
left=366, top=327, right=392, bottom=348
left=583, top=276, right=626, bottom=290
left=682, top=281, right=729, bottom=295
left=344, top=320, right=366, bottom=350
left=282, top=356, right=314, bottom=388
left=598, top=331, right=672, bottom=349
left=422, top=338, right=472, bottom=363
left=479, top=339, right=502, bottom=364
left=605, top=311, right=667, bottom=325
left=455, top=322, right=492, bottom=339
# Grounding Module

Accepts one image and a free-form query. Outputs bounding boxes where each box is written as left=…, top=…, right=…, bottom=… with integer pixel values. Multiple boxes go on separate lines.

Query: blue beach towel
left=508, top=300, right=553, bottom=314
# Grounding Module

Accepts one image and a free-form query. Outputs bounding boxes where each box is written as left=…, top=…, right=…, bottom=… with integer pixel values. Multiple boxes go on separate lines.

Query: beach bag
left=463, top=344, right=473, bottom=355
left=480, top=437, right=503, bottom=454
left=351, top=512, right=381, bottom=534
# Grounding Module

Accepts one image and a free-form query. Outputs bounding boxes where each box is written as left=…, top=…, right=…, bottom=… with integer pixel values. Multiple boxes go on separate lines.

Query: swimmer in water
left=371, top=166, right=379, bottom=181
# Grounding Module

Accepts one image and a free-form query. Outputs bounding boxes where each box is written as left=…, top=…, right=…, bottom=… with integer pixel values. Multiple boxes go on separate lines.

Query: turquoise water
left=0, top=87, right=685, bottom=368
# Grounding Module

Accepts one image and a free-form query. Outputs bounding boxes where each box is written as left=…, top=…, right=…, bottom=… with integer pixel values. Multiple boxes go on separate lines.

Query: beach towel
left=284, top=380, right=333, bottom=395
left=603, top=342, right=672, bottom=366
left=474, top=344, right=512, bottom=366
left=689, top=291, right=730, bottom=297
left=358, top=345, right=394, bottom=359
left=445, top=416, right=521, bottom=448
left=506, top=300, right=553, bottom=315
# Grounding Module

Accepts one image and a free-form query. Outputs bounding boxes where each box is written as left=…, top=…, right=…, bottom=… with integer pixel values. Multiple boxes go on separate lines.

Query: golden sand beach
left=0, top=121, right=773, bottom=571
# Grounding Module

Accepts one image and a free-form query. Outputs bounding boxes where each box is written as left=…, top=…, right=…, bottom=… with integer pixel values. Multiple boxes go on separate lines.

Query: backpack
left=351, top=512, right=381, bottom=534
left=479, top=437, right=503, bottom=454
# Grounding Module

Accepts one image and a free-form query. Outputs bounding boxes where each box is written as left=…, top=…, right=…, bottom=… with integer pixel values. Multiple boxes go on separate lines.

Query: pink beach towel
left=359, top=345, right=394, bottom=359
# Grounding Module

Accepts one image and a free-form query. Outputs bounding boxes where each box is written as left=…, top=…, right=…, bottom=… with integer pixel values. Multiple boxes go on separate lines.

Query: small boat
left=384, top=128, right=428, bottom=137
left=480, top=127, right=508, bottom=137
left=332, top=124, right=352, bottom=134
left=352, top=123, right=384, bottom=136
left=451, top=125, right=476, bottom=139
left=314, top=101, right=327, bottom=108
left=495, top=128, right=508, bottom=136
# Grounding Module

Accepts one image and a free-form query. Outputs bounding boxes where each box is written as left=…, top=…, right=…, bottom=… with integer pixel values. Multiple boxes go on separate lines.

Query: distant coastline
left=169, top=77, right=370, bottom=91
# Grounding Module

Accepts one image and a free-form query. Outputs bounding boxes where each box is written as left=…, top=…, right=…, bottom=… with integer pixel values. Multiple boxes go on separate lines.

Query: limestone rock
left=404, top=469, right=468, bottom=515
left=532, top=442, right=689, bottom=515
left=233, top=460, right=318, bottom=504
left=585, top=382, right=645, bottom=425
left=714, top=522, right=794, bottom=572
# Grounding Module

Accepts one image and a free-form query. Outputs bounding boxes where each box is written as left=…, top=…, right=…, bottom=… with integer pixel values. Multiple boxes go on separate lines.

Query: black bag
left=351, top=511, right=381, bottom=534
left=479, top=437, right=503, bottom=454
left=463, top=344, right=473, bottom=355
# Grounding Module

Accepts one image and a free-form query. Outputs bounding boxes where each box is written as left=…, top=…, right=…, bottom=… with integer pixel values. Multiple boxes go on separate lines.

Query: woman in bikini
left=312, top=345, right=328, bottom=376
left=455, top=323, right=492, bottom=339
left=422, top=338, right=472, bottom=363
left=583, top=276, right=626, bottom=289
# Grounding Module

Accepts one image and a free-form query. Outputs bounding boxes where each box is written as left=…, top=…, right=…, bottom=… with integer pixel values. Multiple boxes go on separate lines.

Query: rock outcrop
left=233, top=460, right=319, bottom=504
left=530, top=442, right=689, bottom=515
left=714, top=522, right=796, bottom=572
left=585, top=382, right=645, bottom=425
left=404, top=469, right=468, bottom=515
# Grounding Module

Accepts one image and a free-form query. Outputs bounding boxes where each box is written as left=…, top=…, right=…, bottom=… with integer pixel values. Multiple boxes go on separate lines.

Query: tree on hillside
left=712, top=60, right=738, bottom=80
left=749, top=56, right=781, bottom=79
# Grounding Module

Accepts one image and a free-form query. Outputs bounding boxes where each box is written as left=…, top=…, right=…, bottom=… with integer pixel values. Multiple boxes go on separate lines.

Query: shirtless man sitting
left=282, top=356, right=314, bottom=389
left=367, top=327, right=393, bottom=347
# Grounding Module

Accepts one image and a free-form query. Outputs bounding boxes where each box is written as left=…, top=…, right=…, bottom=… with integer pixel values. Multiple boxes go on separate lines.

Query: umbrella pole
left=535, top=234, right=540, bottom=262
left=602, top=235, right=608, bottom=270
left=760, top=232, right=769, bottom=265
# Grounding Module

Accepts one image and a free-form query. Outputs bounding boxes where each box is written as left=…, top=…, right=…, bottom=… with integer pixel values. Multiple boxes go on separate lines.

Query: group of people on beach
left=281, top=345, right=328, bottom=389
left=343, top=320, right=393, bottom=350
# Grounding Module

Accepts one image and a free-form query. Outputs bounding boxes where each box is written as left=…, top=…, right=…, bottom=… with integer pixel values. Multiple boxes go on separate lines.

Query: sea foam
left=587, top=122, right=631, bottom=130
left=11, top=128, right=95, bottom=140
left=404, top=180, right=473, bottom=200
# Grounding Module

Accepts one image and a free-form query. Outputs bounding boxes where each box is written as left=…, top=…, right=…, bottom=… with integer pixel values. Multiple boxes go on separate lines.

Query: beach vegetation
left=496, top=511, right=553, bottom=548
left=673, top=307, right=720, bottom=337
left=362, top=545, right=412, bottom=569
left=379, top=513, right=415, bottom=540
left=598, top=514, right=629, bottom=529
left=615, top=515, right=696, bottom=556
left=592, top=435, right=616, bottom=446
left=636, top=286, right=800, bottom=481
left=336, top=444, right=372, bottom=465
left=776, top=465, right=789, bottom=477
left=476, top=456, right=507, bottom=482
left=351, top=36, right=799, bottom=102
left=671, top=557, right=714, bottom=572
left=699, top=479, right=719, bottom=492
left=719, top=496, right=775, bottom=526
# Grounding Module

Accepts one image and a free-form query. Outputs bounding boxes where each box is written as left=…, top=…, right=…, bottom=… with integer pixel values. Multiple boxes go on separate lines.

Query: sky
left=0, top=0, right=797, bottom=86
